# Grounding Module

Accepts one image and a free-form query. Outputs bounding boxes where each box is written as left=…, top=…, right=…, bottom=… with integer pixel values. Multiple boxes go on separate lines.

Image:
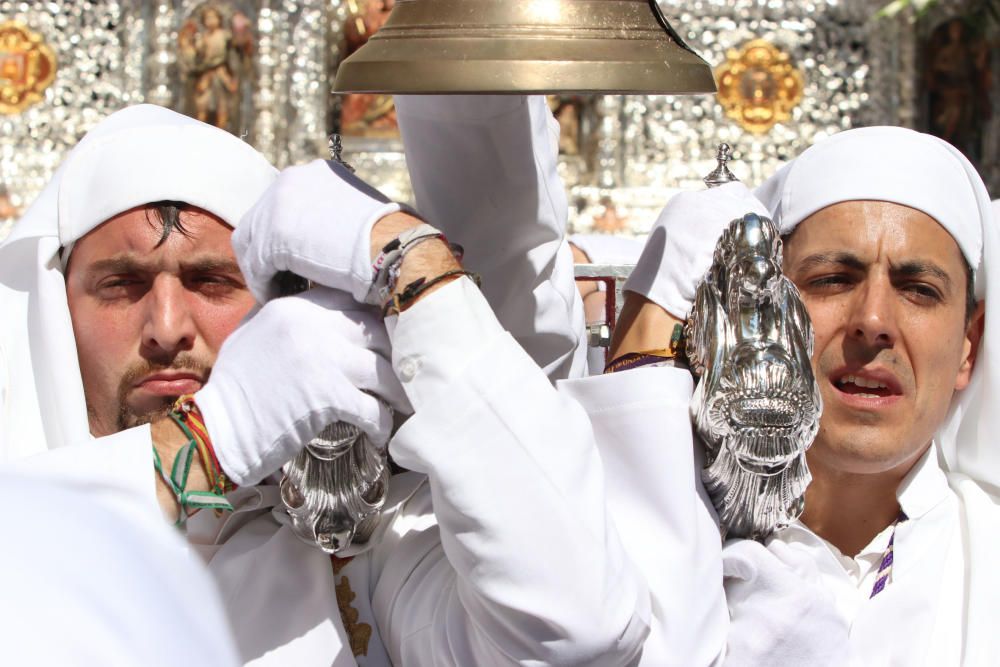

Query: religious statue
left=923, top=18, right=992, bottom=161
left=685, top=213, right=822, bottom=540
left=339, top=0, right=399, bottom=138
left=179, top=3, right=254, bottom=133
left=548, top=95, right=585, bottom=155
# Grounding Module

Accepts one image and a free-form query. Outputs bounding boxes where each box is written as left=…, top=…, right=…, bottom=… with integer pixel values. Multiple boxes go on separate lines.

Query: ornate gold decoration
left=332, top=557, right=372, bottom=657
left=0, top=21, right=56, bottom=115
left=715, top=40, right=804, bottom=135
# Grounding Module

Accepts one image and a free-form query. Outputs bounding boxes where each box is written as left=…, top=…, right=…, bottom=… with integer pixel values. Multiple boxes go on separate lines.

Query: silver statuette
left=703, top=143, right=738, bottom=188
left=685, top=213, right=822, bottom=540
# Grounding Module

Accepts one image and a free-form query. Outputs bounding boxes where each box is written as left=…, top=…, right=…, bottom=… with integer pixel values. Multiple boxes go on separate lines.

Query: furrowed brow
left=795, top=251, right=867, bottom=273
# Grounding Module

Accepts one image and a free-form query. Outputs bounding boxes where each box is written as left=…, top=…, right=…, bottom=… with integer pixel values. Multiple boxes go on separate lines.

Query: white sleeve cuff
left=386, top=277, right=505, bottom=411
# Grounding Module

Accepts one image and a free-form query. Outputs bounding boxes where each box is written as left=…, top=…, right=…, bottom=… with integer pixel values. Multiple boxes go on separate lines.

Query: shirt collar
left=896, top=441, right=951, bottom=520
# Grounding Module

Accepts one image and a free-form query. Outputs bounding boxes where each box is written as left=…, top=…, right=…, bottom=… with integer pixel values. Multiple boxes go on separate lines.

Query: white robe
left=2, top=96, right=643, bottom=665
left=562, top=363, right=1000, bottom=665
left=0, top=446, right=240, bottom=665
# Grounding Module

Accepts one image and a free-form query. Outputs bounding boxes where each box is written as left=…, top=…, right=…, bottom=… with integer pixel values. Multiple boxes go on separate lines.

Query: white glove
left=195, top=288, right=410, bottom=487
left=232, top=159, right=404, bottom=305
left=623, top=182, right=769, bottom=319
left=723, top=539, right=849, bottom=665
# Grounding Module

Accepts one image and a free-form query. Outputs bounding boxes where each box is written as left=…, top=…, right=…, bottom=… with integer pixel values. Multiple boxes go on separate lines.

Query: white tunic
left=193, top=279, right=648, bottom=666
left=559, top=363, right=1000, bottom=665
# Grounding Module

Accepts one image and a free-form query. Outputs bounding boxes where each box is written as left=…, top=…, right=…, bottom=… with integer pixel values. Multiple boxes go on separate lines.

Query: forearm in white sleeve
left=395, top=95, right=586, bottom=381
left=377, top=278, right=649, bottom=666
left=559, top=368, right=729, bottom=666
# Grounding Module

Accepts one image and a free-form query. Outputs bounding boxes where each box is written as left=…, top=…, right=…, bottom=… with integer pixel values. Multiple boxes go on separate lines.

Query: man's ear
left=956, top=300, right=986, bottom=391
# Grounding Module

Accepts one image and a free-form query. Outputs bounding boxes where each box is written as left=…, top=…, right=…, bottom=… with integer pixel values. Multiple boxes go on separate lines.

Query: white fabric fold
left=0, top=105, right=276, bottom=459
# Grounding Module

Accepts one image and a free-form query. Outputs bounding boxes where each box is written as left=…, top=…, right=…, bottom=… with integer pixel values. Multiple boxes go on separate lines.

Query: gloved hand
left=623, top=182, right=769, bottom=320
left=723, top=539, right=849, bottom=665
left=195, top=287, right=410, bottom=487
left=232, top=159, right=405, bottom=305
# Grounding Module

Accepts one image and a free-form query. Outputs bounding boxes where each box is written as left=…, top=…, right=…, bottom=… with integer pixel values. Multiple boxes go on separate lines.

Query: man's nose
left=847, top=278, right=898, bottom=350
left=141, top=277, right=196, bottom=357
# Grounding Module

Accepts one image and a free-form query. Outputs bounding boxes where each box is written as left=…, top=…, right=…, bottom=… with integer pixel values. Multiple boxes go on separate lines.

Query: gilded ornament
left=335, top=575, right=373, bottom=657
left=715, top=39, right=804, bottom=135
left=0, top=21, right=56, bottom=115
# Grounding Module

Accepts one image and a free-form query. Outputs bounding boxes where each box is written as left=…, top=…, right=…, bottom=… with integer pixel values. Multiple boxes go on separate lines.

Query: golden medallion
left=0, top=21, right=56, bottom=115
left=715, top=40, right=804, bottom=135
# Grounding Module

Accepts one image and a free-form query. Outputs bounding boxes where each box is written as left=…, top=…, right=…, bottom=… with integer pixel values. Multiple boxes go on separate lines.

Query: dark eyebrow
left=86, top=256, right=152, bottom=275
left=179, top=257, right=243, bottom=275
left=892, top=260, right=953, bottom=290
left=794, top=252, right=867, bottom=273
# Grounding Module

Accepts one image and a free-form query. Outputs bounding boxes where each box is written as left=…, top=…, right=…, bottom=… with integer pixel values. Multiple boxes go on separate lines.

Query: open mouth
left=832, top=372, right=902, bottom=399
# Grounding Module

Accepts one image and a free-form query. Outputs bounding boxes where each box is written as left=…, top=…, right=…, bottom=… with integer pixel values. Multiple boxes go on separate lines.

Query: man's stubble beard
left=93, top=353, right=213, bottom=432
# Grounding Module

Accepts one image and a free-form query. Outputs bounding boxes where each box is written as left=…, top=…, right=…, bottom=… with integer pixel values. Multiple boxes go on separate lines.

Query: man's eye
left=97, top=276, right=144, bottom=294
left=902, top=282, right=942, bottom=302
left=808, top=274, right=852, bottom=289
left=187, top=274, right=245, bottom=294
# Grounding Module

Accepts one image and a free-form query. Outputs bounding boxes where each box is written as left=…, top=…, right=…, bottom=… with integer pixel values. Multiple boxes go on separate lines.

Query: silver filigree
left=280, top=421, right=389, bottom=554
left=685, top=212, right=822, bottom=541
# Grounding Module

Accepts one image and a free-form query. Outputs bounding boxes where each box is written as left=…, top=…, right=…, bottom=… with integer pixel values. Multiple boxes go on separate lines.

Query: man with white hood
left=0, top=97, right=647, bottom=666
left=562, top=126, right=1000, bottom=664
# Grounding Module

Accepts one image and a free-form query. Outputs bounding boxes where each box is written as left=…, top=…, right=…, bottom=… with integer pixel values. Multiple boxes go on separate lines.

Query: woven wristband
left=171, top=394, right=235, bottom=497
left=604, top=323, right=687, bottom=374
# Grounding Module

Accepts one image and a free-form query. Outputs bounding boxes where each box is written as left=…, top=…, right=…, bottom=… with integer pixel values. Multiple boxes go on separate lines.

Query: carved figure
left=179, top=3, right=253, bottom=132
left=924, top=18, right=992, bottom=161
left=686, top=213, right=822, bottom=540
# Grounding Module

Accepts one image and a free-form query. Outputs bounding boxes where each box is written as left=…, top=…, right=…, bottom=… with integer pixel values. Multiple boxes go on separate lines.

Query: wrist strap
left=368, top=223, right=445, bottom=305
left=382, top=270, right=481, bottom=316
left=604, top=323, right=687, bottom=374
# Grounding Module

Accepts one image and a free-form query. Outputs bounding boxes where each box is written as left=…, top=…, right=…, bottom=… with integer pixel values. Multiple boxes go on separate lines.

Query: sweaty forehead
left=784, top=200, right=967, bottom=272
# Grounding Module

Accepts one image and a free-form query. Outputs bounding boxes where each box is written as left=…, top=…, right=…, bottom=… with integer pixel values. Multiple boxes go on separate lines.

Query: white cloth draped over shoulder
left=0, top=464, right=241, bottom=665
left=753, top=126, right=1000, bottom=664
left=0, top=105, right=277, bottom=468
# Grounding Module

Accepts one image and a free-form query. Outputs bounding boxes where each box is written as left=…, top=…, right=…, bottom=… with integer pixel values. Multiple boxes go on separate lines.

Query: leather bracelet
left=382, top=270, right=481, bottom=316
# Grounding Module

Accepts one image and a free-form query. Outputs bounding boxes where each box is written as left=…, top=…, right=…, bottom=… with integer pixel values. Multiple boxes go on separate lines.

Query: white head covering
left=0, top=105, right=276, bottom=460
left=755, top=126, right=997, bottom=496
left=756, top=127, right=1000, bottom=662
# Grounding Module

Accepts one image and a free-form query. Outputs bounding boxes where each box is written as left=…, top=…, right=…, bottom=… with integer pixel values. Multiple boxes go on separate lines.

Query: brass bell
left=334, top=0, right=716, bottom=94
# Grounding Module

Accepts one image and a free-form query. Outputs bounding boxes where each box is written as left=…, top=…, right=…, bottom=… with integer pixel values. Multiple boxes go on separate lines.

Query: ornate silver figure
left=703, top=143, right=738, bottom=188
left=280, top=421, right=389, bottom=553
left=276, top=133, right=391, bottom=554
left=685, top=213, right=822, bottom=540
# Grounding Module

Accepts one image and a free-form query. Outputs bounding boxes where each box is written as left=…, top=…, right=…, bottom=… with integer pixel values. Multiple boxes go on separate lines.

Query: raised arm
left=396, top=95, right=586, bottom=381
left=231, top=161, right=651, bottom=666
left=366, top=212, right=649, bottom=666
